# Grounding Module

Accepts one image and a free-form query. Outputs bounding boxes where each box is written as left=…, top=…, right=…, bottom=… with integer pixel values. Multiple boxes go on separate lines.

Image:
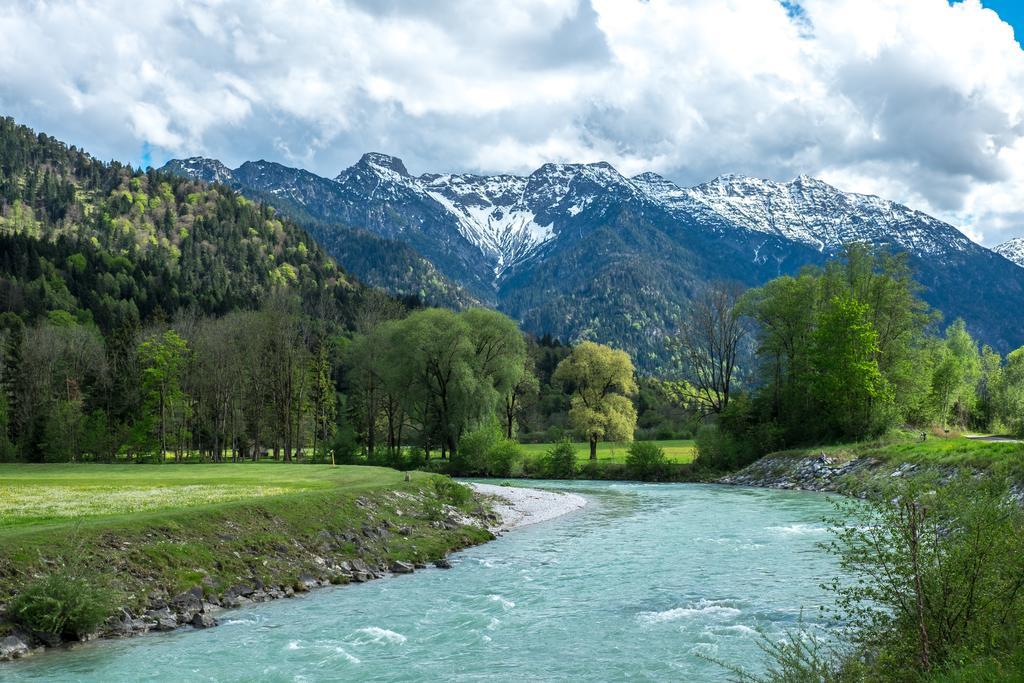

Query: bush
left=405, top=446, right=428, bottom=471
left=545, top=439, right=577, bottom=478
left=451, top=423, right=523, bottom=477
left=431, top=476, right=472, bottom=507
left=695, top=397, right=781, bottom=471
left=328, top=424, right=361, bottom=464
left=8, top=571, right=115, bottom=640
left=741, top=474, right=1024, bottom=680
left=695, top=424, right=748, bottom=470
left=625, top=441, right=667, bottom=480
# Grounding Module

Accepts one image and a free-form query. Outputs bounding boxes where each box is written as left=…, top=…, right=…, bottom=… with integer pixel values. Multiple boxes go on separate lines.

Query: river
left=4, top=481, right=843, bottom=682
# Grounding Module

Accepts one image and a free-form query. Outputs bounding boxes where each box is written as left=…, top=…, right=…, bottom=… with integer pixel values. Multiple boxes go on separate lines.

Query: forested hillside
left=0, top=117, right=364, bottom=331
left=0, top=117, right=381, bottom=463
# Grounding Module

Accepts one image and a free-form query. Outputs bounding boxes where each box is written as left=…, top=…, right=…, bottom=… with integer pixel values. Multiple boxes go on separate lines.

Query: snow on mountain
left=632, top=172, right=976, bottom=257
left=994, top=237, right=1024, bottom=268
left=162, top=157, right=235, bottom=184
left=164, top=153, right=986, bottom=280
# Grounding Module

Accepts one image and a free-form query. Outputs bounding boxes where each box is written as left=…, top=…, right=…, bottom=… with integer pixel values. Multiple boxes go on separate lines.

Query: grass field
left=0, top=463, right=490, bottom=622
left=518, top=439, right=697, bottom=464
left=0, top=464, right=428, bottom=533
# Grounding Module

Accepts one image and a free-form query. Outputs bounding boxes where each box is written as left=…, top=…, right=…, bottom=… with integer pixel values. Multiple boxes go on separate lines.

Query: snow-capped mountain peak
left=631, top=171, right=974, bottom=256
left=162, top=157, right=235, bottom=184
left=994, top=237, right=1024, bottom=268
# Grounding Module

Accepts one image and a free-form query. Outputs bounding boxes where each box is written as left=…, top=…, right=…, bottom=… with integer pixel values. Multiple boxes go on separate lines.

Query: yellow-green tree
left=553, top=341, right=637, bottom=460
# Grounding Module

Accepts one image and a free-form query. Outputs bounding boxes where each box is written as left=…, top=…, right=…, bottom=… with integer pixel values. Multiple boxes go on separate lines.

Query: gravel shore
left=468, top=483, right=587, bottom=533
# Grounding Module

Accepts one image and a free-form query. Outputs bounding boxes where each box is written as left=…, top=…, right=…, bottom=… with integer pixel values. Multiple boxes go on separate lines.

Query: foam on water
left=638, top=600, right=743, bottom=624
left=350, top=627, right=407, bottom=645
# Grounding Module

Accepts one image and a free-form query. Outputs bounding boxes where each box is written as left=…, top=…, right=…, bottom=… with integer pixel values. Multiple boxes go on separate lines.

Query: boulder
left=191, top=613, right=217, bottom=629
left=169, top=587, right=204, bottom=615
left=0, top=634, right=29, bottom=661
left=390, top=561, right=415, bottom=574
left=296, top=573, right=318, bottom=591
left=433, top=558, right=453, bottom=569
left=155, top=616, right=178, bottom=632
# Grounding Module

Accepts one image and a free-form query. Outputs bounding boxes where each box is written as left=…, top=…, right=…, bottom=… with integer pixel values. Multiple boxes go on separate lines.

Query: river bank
left=718, top=449, right=1024, bottom=502
left=0, top=475, right=586, bottom=663
left=468, top=482, right=588, bottom=532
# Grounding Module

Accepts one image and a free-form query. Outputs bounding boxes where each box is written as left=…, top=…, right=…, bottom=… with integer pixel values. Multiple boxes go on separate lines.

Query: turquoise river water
left=4, top=481, right=844, bottom=682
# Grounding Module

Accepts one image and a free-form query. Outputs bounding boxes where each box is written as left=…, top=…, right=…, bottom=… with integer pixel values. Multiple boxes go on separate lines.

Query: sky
left=1, top=1, right=1023, bottom=246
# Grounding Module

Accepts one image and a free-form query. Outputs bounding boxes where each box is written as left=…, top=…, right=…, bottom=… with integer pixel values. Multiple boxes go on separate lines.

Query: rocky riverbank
left=718, top=451, right=1024, bottom=503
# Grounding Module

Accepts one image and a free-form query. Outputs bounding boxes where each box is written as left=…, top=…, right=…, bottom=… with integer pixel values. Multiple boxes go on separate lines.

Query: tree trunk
left=589, top=437, right=597, bottom=461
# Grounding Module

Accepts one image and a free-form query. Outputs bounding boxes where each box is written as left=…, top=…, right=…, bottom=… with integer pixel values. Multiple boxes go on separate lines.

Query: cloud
left=0, top=0, right=1022, bottom=244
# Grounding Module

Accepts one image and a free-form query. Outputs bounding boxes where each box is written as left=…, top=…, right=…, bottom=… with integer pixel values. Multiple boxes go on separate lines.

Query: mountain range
left=162, top=153, right=1024, bottom=370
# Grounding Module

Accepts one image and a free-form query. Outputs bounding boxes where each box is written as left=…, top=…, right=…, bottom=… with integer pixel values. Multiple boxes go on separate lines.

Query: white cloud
left=0, top=0, right=1022, bottom=244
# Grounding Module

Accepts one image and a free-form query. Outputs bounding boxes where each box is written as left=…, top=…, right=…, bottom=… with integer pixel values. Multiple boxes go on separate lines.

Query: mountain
left=162, top=154, right=1024, bottom=369
left=0, top=117, right=371, bottom=334
left=994, top=237, right=1024, bottom=268
left=162, top=156, right=478, bottom=308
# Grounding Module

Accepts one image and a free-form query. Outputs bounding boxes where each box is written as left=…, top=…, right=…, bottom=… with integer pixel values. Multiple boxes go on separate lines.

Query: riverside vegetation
left=0, top=465, right=493, bottom=659
left=2, top=116, right=1024, bottom=678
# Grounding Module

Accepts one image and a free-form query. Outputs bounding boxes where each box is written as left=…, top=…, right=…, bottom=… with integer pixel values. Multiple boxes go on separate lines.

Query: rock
left=433, top=558, right=452, bottom=569
left=390, top=561, right=415, bottom=574
left=191, top=613, right=217, bottom=629
left=398, top=526, right=412, bottom=536
left=297, top=573, right=318, bottom=591
left=0, top=634, right=30, bottom=661
left=155, top=616, right=178, bottom=632
left=222, top=594, right=252, bottom=609
left=350, top=559, right=373, bottom=575
left=147, top=590, right=168, bottom=610
left=170, top=587, right=204, bottom=615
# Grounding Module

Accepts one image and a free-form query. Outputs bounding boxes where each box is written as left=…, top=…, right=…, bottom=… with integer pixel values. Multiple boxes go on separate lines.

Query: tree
left=812, top=295, right=892, bottom=438
left=138, top=329, right=189, bottom=460
left=309, top=340, right=337, bottom=460
left=553, top=341, right=638, bottom=460
left=503, top=354, right=539, bottom=439
left=675, top=282, right=748, bottom=416
left=462, top=307, right=528, bottom=433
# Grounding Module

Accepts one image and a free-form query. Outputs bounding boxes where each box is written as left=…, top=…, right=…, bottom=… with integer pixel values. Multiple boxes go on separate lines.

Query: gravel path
left=468, top=483, right=587, bottom=533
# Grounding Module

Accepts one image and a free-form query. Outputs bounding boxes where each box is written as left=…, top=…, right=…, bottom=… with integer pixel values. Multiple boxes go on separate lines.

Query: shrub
left=695, top=424, right=750, bottom=471
left=451, top=422, right=523, bottom=477
left=545, top=439, right=577, bottom=478
left=626, top=441, right=667, bottom=480
left=329, top=424, right=361, bottom=464
left=405, top=446, right=428, bottom=471
left=8, top=571, right=115, bottom=640
left=739, top=474, right=1024, bottom=680
left=431, top=476, right=472, bottom=507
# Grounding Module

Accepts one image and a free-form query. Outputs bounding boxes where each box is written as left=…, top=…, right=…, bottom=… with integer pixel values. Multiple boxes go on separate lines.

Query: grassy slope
left=519, top=439, right=697, bottom=465
left=774, top=431, right=1024, bottom=476
left=0, top=464, right=492, bottom=628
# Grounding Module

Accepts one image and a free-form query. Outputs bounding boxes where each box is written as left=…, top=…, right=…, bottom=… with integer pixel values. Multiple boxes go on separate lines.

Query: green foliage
left=553, top=341, right=638, bottom=459
left=625, top=441, right=667, bottom=480
left=812, top=295, right=893, bottom=438
left=695, top=396, right=782, bottom=471
left=329, top=424, right=361, bottom=465
left=8, top=570, right=115, bottom=640
left=430, top=476, right=472, bottom=508
left=544, top=439, right=578, bottom=478
left=735, top=246, right=939, bottom=450
left=797, top=474, right=1024, bottom=679
left=451, top=422, right=523, bottom=477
